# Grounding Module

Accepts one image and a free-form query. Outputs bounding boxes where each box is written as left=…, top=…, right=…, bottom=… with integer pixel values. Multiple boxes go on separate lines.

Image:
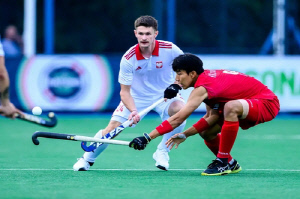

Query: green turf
left=1, top=114, right=300, bottom=198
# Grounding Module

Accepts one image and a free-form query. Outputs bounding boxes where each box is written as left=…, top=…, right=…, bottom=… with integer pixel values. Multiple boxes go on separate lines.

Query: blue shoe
left=229, top=159, right=242, bottom=174
left=201, top=158, right=232, bottom=176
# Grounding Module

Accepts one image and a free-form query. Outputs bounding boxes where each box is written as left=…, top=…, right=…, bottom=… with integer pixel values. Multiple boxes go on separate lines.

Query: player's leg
left=153, top=97, right=186, bottom=171
left=73, top=119, right=123, bottom=171
left=73, top=102, right=128, bottom=171
left=202, top=100, right=243, bottom=176
left=199, top=124, right=241, bottom=174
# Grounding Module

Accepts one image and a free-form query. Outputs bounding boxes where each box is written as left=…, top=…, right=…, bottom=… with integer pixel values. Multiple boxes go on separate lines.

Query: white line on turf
left=1, top=169, right=300, bottom=171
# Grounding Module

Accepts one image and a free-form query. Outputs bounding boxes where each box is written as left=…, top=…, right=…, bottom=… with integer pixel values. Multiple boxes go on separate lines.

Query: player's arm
left=0, top=55, right=22, bottom=118
left=118, top=55, right=141, bottom=124
left=0, top=56, right=10, bottom=103
left=129, top=86, right=208, bottom=150
left=120, top=84, right=137, bottom=112
left=119, top=84, right=140, bottom=125
left=165, top=105, right=220, bottom=149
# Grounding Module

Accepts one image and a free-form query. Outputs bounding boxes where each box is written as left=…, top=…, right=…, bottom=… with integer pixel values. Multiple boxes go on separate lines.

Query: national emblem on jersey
left=156, top=61, right=163, bottom=69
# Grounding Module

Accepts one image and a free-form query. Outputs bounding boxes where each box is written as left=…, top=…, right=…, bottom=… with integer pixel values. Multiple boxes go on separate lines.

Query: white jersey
left=119, top=40, right=183, bottom=101
left=0, top=37, right=4, bottom=56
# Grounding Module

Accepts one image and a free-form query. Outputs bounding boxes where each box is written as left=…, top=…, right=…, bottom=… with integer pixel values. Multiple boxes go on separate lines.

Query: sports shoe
left=153, top=149, right=169, bottom=171
left=73, top=158, right=92, bottom=171
left=229, top=159, right=242, bottom=174
left=201, top=158, right=232, bottom=176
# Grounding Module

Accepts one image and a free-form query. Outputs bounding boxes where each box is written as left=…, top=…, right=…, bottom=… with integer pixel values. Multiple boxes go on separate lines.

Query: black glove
left=129, top=133, right=151, bottom=150
left=164, top=84, right=182, bottom=99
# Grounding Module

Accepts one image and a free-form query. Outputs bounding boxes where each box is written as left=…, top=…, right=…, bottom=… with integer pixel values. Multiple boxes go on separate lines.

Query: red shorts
left=218, top=96, right=280, bottom=130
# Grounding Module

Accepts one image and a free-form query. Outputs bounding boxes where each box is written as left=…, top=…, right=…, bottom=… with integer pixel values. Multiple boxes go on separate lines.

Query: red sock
left=204, top=134, right=233, bottom=162
left=204, top=134, right=220, bottom=156
left=217, top=120, right=239, bottom=159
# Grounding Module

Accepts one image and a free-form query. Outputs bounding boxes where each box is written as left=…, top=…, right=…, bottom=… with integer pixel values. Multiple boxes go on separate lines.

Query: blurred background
left=1, top=0, right=300, bottom=113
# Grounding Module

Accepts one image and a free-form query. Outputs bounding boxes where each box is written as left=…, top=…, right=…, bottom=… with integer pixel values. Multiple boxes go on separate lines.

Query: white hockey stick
left=81, top=98, right=165, bottom=151
left=32, top=131, right=130, bottom=146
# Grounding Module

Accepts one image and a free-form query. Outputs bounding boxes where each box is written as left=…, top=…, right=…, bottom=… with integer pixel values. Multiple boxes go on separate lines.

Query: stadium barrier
left=6, top=55, right=300, bottom=112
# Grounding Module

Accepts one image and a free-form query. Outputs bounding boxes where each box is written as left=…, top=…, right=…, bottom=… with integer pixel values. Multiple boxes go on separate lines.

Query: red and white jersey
left=119, top=40, right=183, bottom=100
left=194, top=69, right=277, bottom=109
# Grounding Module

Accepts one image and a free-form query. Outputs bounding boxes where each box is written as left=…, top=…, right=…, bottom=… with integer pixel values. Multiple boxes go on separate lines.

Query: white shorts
left=111, top=96, right=185, bottom=124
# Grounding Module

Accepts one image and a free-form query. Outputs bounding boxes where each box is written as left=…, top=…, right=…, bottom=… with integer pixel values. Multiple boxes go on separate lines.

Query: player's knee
left=199, top=130, right=213, bottom=140
left=168, top=101, right=184, bottom=116
left=198, top=131, right=207, bottom=139
left=223, top=101, right=242, bottom=119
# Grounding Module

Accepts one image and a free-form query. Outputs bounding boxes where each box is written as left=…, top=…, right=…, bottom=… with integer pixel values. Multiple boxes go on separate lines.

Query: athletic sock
left=204, top=134, right=220, bottom=156
left=217, top=120, right=239, bottom=160
left=82, top=129, right=109, bottom=163
left=217, top=157, right=228, bottom=165
left=204, top=133, right=233, bottom=162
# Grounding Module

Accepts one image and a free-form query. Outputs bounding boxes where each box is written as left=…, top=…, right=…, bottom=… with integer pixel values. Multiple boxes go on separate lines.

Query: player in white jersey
left=73, top=15, right=186, bottom=171
left=0, top=37, right=22, bottom=118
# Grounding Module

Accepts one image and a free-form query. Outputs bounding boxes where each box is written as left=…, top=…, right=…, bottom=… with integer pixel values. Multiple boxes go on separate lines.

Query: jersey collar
left=135, top=40, right=159, bottom=60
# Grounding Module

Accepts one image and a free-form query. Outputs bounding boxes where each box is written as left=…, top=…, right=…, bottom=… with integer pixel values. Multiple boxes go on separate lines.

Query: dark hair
left=172, top=53, right=204, bottom=75
left=134, top=15, right=158, bottom=31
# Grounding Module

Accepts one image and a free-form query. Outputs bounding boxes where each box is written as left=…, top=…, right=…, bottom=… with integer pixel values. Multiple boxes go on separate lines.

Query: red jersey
left=194, top=70, right=277, bottom=109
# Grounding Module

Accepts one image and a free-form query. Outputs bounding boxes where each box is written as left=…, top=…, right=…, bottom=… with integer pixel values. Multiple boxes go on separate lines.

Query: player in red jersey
left=129, top=53, right=280, bottom=176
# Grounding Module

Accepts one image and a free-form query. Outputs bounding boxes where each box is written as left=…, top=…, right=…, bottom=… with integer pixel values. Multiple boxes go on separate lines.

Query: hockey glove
left=164, top=84, right=182, bottom=99
left=129, top=133, right=151, bottom=150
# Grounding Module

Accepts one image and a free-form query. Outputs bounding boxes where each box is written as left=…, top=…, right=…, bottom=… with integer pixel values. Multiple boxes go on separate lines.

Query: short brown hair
left=134, top=15, right=158, bottom=31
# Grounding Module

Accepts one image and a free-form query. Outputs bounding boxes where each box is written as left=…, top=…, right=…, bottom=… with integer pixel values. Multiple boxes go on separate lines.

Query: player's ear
left=190, top=71, right=197, bottom=78
left=134, top=30, right=137, bottom=36
left=155, top=31, right=159, bottom=38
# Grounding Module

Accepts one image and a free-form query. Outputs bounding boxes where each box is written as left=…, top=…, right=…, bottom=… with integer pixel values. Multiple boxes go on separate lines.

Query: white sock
left=157, top=120, right=186, bottom=152
left=82, top=130, right=109, bottom=163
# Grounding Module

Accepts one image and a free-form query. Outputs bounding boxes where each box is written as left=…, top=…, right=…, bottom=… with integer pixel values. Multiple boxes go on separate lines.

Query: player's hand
left=166, top=133, right=187, bottom=150
left=128, top=110, right=140, bottom=126
left=129, top=133, right=151, bottom=150
left=0, top=103, right=22, bottom=119
left=164, top=84, right=182, bottom=99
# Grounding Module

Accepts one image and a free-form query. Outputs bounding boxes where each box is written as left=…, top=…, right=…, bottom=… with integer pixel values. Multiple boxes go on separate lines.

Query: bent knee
left=224, top=100, right=243, bottom=119
left=168, top=100, right=184, bottom=116
left=199, top=124, right=221, bottom=140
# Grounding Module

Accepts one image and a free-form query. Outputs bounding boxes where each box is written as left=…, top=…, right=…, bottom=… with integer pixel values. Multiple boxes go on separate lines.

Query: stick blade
left=81, top=141, right=97, bottom=152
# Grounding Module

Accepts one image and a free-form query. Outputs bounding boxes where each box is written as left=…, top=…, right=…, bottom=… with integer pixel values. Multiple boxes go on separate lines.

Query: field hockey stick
left=81, top=98, right=165, bottom=152
left=16, top=112, right=57, bottom=127
left=32, top=131, right=129, bottom=146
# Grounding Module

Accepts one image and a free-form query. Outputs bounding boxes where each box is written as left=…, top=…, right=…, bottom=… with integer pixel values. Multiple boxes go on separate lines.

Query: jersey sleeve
left=170, top=43, right=183, bottom=80
left=118, top=56, right=133, bottom=85
left=172, top=43, right=184, bottom=59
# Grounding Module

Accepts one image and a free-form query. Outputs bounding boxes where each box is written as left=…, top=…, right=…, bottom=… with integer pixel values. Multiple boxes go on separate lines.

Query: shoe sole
left=77, top=168, right=87, bottom=171
left=156, top=165, right=168, bottom=171
left=231, top=166, right=242, bottom=174
left=201, top=170, right=232, bottom=176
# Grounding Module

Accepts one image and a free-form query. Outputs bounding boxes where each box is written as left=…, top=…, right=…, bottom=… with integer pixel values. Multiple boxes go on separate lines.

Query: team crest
left=156, top=61, right=163, bottom=68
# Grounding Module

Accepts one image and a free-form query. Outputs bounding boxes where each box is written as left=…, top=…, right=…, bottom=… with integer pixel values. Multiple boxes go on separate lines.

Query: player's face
left=175, top=70, right=193, bottom=89
left=134, top=26, right=158, bottom=48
